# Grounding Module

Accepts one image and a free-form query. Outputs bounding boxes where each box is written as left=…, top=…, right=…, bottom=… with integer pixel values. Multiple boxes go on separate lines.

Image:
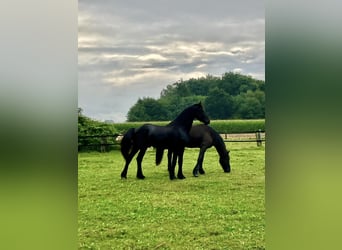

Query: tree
left=218, top=72, right=242, bottom=95
left=234, top=90, right=265, bottom=119
left=126, top=72, right=265, bottom=121
left=205, top=88, right=234, bottom=119
left=127, top=98, right=168, bottom=121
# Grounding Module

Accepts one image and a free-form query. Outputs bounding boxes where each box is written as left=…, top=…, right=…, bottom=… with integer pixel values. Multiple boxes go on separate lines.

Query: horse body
left=120, top=103, right=210, bottom=180
left=143, top=124, right=189, bottom=147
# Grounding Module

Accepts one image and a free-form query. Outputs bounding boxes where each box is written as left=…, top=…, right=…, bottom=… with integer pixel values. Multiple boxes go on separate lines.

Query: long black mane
left=211, top=127, right=229, bottom=159
left=168, top=106, right=198, bottom=130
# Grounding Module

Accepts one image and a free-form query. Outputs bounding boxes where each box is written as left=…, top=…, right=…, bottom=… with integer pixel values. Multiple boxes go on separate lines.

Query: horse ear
left=198, top=101, right=202, bottom=106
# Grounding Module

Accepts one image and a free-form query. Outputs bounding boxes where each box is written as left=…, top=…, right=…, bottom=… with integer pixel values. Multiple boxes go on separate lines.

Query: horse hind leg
left=168, top=151, right=177, bottom=180
left=136, top=147, right=147, bottom=179
left=167, top=150, right=172, bottom=172
left=177, top=149, right=186, bottom=179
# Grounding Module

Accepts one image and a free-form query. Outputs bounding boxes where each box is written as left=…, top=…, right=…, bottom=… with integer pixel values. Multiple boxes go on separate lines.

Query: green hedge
left=78, top=119, right=265, bottom=151
left=78, top=115, right=119, bottom=151
left=111, top=121, right=168, bottom=134
left=111, top=119, right=265, bottom=134
left=207, top=119, right=265, bottom=134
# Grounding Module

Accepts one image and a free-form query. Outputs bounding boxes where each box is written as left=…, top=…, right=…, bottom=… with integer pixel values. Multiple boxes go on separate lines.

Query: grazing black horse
left=187, top=124, right=231, bottom=176
left=120, top=103, right=210, bottom=180
left=156, top=124, right=231, bottom=177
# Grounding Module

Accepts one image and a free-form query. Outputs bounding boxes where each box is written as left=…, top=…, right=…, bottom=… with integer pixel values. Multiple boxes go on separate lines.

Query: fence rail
left=78, top=133, right=121, bottom=152
left=221, top=129, right=265, bottom=146
left=78, top=130, right=265, bottom=152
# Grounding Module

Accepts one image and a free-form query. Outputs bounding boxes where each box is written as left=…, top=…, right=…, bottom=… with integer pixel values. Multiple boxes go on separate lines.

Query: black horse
left=156, top=124, right=231, bottom=177
left=120, top=103, right=210, bottom=180
left=187, top=124, right=231, bottom=176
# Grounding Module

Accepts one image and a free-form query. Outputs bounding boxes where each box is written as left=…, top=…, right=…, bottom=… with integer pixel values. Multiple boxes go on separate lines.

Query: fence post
left=256, top=129, right=262, bottom=146
left=100, top=136, right=107, bottom=152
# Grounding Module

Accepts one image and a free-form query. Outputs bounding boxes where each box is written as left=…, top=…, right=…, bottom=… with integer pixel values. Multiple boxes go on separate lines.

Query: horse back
left=187, top=124, right=213, bottom=148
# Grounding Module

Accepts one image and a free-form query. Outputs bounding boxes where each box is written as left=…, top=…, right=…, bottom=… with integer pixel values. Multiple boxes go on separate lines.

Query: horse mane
left=210, top=126, right=229, bottom=156
left=168, top=104, right=200, bottom=131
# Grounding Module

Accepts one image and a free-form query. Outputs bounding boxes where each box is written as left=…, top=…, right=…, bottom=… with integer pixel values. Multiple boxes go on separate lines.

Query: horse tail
left=120, top=128, right=135, bottom=161
left=155, top=147, right=164, bottom=166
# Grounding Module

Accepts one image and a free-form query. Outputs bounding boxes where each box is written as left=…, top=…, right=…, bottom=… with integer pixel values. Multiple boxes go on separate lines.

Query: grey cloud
left=78, top=0, right=264, bottom=121
left=79, top=0, right=263, bottom=22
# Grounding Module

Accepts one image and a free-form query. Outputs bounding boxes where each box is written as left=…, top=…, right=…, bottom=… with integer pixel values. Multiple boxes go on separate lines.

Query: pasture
left=78, top=142, right=265, bottom=249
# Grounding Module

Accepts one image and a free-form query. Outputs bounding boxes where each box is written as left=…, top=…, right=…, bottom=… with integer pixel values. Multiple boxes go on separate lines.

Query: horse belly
left=187, top=137, right=202, bottom=148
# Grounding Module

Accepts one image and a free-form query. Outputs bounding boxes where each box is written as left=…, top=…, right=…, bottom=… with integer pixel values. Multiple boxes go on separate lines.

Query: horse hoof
left=177, top=175, right=186, bottom=179
left=121, top=174, right=127, bottom=179
left=137, top=175, right=145, bottom=179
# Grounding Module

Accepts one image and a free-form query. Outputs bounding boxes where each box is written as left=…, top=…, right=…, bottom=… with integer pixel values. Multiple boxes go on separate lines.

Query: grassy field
left=78, top=142, right=265, bottom=249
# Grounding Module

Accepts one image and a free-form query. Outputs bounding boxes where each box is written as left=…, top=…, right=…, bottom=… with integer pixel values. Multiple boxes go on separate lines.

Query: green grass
left=78, top=142, right=265, bottom=249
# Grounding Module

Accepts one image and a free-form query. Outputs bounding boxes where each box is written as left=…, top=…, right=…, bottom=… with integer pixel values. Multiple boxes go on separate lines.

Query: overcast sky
left=78, top=0, right=264, bottom=122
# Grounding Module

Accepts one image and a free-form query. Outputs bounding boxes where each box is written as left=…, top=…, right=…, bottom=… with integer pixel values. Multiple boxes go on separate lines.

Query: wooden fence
left=78, top=130, right=265, bottom=152
left=78, top=134, right=121, bottom=152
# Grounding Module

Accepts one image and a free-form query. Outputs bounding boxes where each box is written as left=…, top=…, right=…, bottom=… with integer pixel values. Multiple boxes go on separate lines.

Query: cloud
left=78, top=0, right=264, bottom=122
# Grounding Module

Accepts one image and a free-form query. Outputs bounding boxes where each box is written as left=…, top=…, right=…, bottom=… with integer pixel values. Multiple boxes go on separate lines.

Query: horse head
left=194, top=102, right=210, bottom=125
left=219, top=150, right=231, bottom=173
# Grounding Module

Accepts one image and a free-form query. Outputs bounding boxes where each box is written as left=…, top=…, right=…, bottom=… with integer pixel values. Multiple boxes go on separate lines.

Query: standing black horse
left=120, top=103, right=210, bottom=180
left=156, top=124, right=231, bottom=177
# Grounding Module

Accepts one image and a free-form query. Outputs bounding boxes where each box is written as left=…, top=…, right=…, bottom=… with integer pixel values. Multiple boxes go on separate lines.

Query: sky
left=78, top=0, right=264, bottom=122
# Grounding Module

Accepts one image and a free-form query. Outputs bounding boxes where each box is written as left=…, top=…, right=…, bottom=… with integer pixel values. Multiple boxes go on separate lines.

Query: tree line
left=127, top=72, right=265, bottom=121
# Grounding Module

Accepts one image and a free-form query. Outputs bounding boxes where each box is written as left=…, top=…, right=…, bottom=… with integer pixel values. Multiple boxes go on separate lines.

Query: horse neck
left=169, top=108, right=195, bottom=132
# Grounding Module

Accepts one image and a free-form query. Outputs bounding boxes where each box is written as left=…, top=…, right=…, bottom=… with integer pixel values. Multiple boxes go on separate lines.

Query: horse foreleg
left=121, top=146, right=139, bottom=179
left=177, top=149, right=186, bottom=179
left=193, top=147, right=207, bottom=177
left=136, top=147, right=147, bottom=179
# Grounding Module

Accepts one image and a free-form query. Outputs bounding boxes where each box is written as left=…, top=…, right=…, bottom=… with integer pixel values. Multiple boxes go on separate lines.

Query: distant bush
left=78, top=108, right=119, bottom=151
